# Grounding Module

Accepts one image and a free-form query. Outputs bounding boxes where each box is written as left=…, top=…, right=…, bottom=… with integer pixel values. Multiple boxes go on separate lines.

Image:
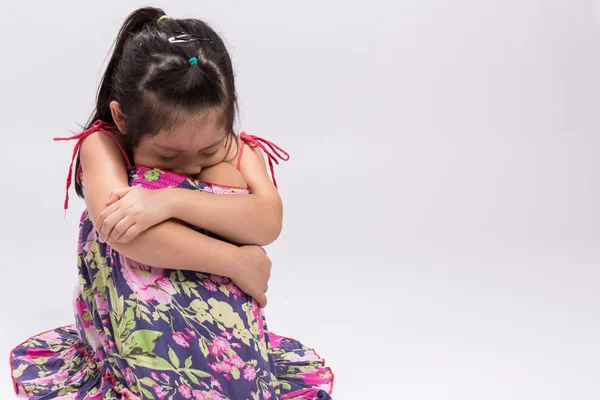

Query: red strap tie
left=239, top=132, right=290, bottom=188
left=53, top=120, right=127, bottom=212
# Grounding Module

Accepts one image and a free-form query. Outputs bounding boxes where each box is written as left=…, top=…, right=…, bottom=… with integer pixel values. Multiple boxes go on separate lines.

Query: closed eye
left=156, top=153, right=178, bottom=161
left=202, top=149, right=220, bottom=157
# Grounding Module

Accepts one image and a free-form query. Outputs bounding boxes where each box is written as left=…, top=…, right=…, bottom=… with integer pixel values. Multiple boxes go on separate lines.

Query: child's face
left=133, top=111, right=229, bottom=176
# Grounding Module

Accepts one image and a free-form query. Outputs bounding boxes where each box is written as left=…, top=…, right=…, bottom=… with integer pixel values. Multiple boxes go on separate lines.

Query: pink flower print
left=120, top=255, right=176, bottom=304
left=210, top=275, right=229, bottom=286
left=24, top=369, right=67, bottom=385
left=226, top=354, right=246, bottom=369
left=86, top=391, right=103, bottom=400
left=263, top=390, right=272, bottom=400
left=284, top=353, right=302, bottom=362
left=204, top=280, right=218, bottom=292
left=210, top=376, right=223, bottom=391
left=151, top=372, right=159, bottom=380
left=86, top=329, right=102, bottom=351
left=208, top=390, right=224, bottom=400
left=192, top=390, right=207, bottom=400
left=38, top=330, right=62, bottom=343
left=98, top=331, right=115, bottom=350
left=298, top=368, right=331, bottom=385
left=268, top=332, right=282, bottom=348
left=209, top=361, right=232, bottom=373
left=93, top=292, right=109, bottom=315
left=225, top=282, right=243, bottom=299
left=122, top=368, right=135, bottom=384
left=173, top=332, right=191, bottom=348
left=221, top=331, right=234, bottom=340
left=185, top=328, right=197, bottom=338
left=243, top=365, right=257, bottom=381
left=55, top=370, right=69, bottom=383
left=153, top=384, right=166, bottom=400
left=75, top=300, right=94, bottom=330
left=201, top=186, right=213, bottom=194
left=25, top=348, right=55, bottom=359
left=231, top=343, right=242, bottom=348
left=252, top=301, right=265, bottom=340
left=82, top=228, right=97, bottom=253
left=161, top=373, right=170, bottom=383
left=209, top=336, right=231, bottom=357
left=178, top=384, right=193, bottom=399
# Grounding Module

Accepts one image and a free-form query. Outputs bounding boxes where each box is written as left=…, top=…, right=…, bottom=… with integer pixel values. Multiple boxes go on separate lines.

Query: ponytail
left=87, top=7, right=167, bottom=127
left=75, top=7, right=166, bottom=197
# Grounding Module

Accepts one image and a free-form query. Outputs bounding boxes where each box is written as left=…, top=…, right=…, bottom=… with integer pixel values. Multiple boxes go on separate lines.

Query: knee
left=196, top=163, right=247, bottom=187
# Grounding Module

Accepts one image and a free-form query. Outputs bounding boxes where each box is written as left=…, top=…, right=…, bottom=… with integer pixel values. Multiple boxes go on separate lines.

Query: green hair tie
left=157, top=15, right=169, bottom=23
left=188, top=57, right=198, bottom=66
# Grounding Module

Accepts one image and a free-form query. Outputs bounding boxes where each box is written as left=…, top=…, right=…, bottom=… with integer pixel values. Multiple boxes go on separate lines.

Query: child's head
left=84, top=7, right=237, bottom=181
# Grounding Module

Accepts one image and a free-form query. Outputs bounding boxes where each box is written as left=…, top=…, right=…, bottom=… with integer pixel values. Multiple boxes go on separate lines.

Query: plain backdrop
left=1, top=0, right=599, bottom=399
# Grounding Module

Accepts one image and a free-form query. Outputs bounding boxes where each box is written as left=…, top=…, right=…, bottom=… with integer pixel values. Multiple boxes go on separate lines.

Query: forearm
left=108, top=219, right=240, bottom=277
left=168, top=189, right=282, bottom=246
left=79, top=132, right=243, bottom=277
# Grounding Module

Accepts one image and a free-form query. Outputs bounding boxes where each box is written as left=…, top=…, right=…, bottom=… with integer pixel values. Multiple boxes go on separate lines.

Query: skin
left=97, top=103, right=283, bottom=246
left=79, top=101, right=283, bottom=307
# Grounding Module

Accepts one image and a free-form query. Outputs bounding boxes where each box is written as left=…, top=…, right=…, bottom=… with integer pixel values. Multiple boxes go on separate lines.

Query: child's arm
left=100, top=142, right=284, bottom=246
left=80, top=132, right=271, bottom=306
left=168, top=145, right=283, bottom=245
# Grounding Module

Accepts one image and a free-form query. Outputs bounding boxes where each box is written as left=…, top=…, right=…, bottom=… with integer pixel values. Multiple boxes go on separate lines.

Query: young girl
left=10, top=7, right=334, bottom=400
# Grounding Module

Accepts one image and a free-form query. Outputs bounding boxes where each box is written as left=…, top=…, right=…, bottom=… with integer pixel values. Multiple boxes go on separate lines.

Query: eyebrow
left=154, top=138, right=223, bottom=153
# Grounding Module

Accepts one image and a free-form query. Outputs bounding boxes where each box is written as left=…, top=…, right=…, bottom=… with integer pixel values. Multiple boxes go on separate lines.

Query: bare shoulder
left=80, top=129, right=127, bottom=159
left=223, top=134, right=266, bottom=169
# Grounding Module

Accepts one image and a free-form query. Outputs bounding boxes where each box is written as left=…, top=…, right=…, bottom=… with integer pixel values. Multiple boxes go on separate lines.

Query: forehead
left=147, top=111, right=227, bottom=149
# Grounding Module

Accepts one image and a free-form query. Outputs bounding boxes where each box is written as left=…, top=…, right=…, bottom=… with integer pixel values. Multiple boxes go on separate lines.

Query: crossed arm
left=79, top=132, right=283, bottom=306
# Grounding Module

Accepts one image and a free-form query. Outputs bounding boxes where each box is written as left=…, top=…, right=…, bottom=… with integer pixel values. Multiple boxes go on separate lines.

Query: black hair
left=75, top=7, right=237, bottom=197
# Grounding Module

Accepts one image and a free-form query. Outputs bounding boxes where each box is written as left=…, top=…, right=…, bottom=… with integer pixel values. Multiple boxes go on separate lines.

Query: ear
left=109, top=101, right=127, bottom=134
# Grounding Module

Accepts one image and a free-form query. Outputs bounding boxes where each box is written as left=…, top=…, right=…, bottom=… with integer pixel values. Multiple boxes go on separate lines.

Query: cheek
left=131, top=149, right=151, bottom=166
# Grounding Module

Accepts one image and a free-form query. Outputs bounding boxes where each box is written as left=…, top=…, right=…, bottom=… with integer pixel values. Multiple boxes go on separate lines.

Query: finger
left=257, top=293, right=267, bottom=308
left=112, top=187, right=134, bottom=197
left=105, top=187, right=132, bottom=206
left=96, top=203, right=121, bottom=238
left=99, top=209, right=125, bottom=243
left=104, top=193, right=119, bottom=207
left=108, top=217, right=134, bottom=243
left=118, top=224, right=141, bottom=243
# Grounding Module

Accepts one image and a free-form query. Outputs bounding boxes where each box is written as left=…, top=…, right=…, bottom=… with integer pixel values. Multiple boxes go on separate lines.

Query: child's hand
left=96, top=187, right=172, bottom=244
left=232, top=245, right=271, bottom=308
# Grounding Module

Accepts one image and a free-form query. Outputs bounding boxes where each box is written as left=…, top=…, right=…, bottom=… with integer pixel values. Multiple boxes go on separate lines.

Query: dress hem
left=9, top=325, right=74, bottom=396
left=9, top=325, right=139, bottom=399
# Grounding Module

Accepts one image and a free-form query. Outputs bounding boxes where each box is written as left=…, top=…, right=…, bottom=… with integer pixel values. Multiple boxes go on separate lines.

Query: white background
left=1, top=1, right=599, bottom=399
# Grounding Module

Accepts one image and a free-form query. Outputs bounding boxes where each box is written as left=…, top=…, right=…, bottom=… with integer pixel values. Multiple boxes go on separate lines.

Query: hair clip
left=157, top=15, right=169, bottom=23
left=168, top=33, right=213, bottom=44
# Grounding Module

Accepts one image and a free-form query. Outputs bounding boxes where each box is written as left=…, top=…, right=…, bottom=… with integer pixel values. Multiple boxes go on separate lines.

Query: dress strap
left=239, top=132, right=290, bottom=188
left=236, top=140, right=245, bottom=171
left=53, top=120, right=132, bottom=212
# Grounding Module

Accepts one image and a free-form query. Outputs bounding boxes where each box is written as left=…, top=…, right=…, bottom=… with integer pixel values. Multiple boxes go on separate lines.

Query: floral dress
left=10, top=122, right=334, bottom=400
